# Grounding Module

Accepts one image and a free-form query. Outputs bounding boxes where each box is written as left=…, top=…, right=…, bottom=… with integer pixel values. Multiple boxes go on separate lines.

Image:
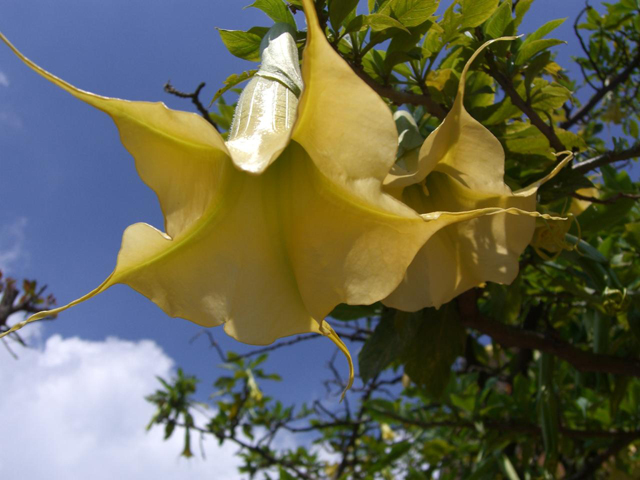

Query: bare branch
left=457, top=290, right=640, bottom=379
left=485, top=56, right=567, bottom=152
left=573, top=7, right=606, bottom=83
left=572, top=143, right=640, bottom=173
left=567, top=435, right=637, bottom=480
left=164, top=81, right=220, bottom=131
left=572, top=191, right=640, bottom=204
left=350, top=65, right=448, bottom=120
left=369, top=406, right=640, bottom=442
left=562, top=51, right=640, bottom=129
left=227, top=334, right=320, bottom=361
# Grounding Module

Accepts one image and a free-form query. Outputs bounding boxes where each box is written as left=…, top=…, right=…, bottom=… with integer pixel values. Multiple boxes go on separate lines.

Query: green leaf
left=330, top=302, right=382, bottom=321
left=536, top=354, right=559, bottom=467
left=377, top=0, right=439, bottom=27
left=460, top=0, right=499, bottom=29
left=422, top=439, right=455, bottom=465
left=530, top=82, right=571, bottom=111
left=402, top=304, right=465, bottom=398
left=483, top=0, right=512, bottom=38
left=578, top=198, right=637, bottom=234
left=629, top=119, right=639, bottom=138
left=441, top=1, right=463, bottom=41
left=611, top=375, right=630, bottom=417
left=329, top=0, right=360, bottom=29
left=210, top=70, right=257, bottom=106
left=345, top=13, right=411, bottom=33
left=358, top=309, right=417, bottom=382
left=566, top=234, right=608, bottom=265
left=524, top=18, right=566, bottom=44
left=218, top=28, right=267, bottom=62
left=514, top=0, right=534, bottom=27
left=498, top=455, right=521, bottom=480
left=278, top=467, right=297, bottom=480
left=247, top=0, right=297, bottom=27
left=500, top=275, right=522, bottom=325
left=515, top=38, right=565, bottom=65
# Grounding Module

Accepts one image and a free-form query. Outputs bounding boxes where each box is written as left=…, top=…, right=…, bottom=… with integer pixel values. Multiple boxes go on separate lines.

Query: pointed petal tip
left=319, top=320, right=354, bottom=400
left=0, top=274, right=115, bottom=340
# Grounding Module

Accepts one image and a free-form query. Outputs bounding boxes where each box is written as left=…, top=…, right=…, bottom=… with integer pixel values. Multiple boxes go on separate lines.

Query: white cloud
left=0, top=217, right=28, bottom=273
left=0, top=71, right=8, bottom=87
left=0, top=335, right=242, bottom=479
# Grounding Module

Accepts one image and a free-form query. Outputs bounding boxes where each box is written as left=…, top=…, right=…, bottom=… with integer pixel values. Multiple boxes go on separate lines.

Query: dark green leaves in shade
left=359, top=304, right=465, bottom=398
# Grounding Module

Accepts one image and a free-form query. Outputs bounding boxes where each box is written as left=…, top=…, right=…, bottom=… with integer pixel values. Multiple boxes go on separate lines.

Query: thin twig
left=573, top=7, right=606, bottom=83
left=164, top=81, right=220, bottom=131
left=228, top=334, right=321, bottom=361
left=572, top=191, right=640, bottom=204
left=485, top=56, right=566, bottom=152
left=561, top=50, right=640, bottom=129
left=572, top=143, right=640, bottom=174
left=349, top=65, right=448, bottom=120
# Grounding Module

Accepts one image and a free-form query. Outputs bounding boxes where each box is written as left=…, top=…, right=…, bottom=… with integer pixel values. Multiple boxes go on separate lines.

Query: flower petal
left=0, top=33, right=230, bottom=241
left=383, top=38, right=571, bottom=310
left=385, top=37, right=520, bottom=195
left=384, top=174, right=540, bottom=310
left=293, top=0, right=399, bottom=189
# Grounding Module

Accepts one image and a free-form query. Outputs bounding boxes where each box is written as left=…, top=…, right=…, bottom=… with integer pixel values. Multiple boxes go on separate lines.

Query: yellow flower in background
left=383, top=38, right=572, bottom=311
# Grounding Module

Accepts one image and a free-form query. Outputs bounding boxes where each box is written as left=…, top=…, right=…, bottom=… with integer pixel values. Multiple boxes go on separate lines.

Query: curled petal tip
left=319, top=321, right=354, bottom=400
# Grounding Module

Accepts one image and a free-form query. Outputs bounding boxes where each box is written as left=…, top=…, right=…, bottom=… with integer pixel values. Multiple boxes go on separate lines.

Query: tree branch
left=349, top=65, right=447, bottom=120
left=567, top=434, right=637, bottom=480
left=572, top=143, right=640, bottom=174
left=172, top=421, right=315, bottom=479
left=572, top=191, right=640, bottom=204
left=485, top=57, right=567, bottom=152
left=457, top=290, right=640, bottom=379
left=368, top=407, right=640, bottom=445
left=561, top=50, right=640, bottom=129
left=164, top=81, right=220, bottom=131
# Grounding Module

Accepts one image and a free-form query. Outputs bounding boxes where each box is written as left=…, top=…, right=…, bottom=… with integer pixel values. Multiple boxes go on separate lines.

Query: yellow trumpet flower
left=0, top=4, right=552, bottom=396
left=383, top=38, right=572, bottom=311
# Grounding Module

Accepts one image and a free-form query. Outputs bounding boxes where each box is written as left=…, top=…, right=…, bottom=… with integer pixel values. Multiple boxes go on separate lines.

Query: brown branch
left=335, top=374, right=379, bottom=479
left=457, top=290, right=640, bottom=379
left=172, top=421, right=315, bottom=480
left=283, top=419, right=367, bottom=433
left=164, top=81, right=220, bottom=131
left=485, top=57, right=566, bottom=152
left=567, top=434, right=637, bottom=480
left=350, top=65, right=447, bottom=120
left=561, top=50, right=640, bottom=129
left=573, top=7, right=606, bottom=84
left=225, top=334, right=320, bottom=361
left=368, top=407, right=640, bottom=441
left=572, top=143, right=640, bottom=174
left=572, top=191, right=640, bottom=204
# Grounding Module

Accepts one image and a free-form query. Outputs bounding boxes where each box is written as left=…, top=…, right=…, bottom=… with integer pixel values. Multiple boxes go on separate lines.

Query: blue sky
left=0, top=0, right=626, bottom=477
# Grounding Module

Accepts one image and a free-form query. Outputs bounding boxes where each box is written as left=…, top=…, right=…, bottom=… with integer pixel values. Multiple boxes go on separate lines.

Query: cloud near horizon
left=0, top=334, right=243, bottom=479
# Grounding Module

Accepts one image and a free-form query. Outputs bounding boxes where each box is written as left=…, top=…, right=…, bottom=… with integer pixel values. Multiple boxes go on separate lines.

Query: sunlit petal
left=384, top=38, right=571, bottom=310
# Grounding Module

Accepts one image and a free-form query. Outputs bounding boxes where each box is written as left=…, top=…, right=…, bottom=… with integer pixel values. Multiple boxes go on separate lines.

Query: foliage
left=0, top=270, right=56, bottom=357
left=119, top=0, right=640, bottom=477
